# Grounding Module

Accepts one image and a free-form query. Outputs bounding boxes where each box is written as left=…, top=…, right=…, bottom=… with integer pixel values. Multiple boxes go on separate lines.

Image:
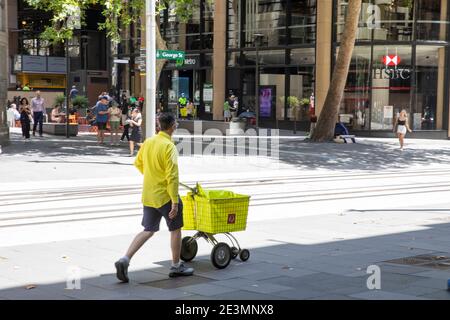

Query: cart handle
left=180, top=182, right=198, bottom=194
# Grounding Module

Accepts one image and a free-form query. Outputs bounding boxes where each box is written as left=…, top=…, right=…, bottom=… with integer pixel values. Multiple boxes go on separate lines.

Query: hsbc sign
left=383, top=55, right=401, bottom=67
left=373, top=54, right=411, bottom=80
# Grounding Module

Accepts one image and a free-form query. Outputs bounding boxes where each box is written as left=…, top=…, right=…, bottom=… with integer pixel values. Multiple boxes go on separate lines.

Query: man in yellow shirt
left=115, top=113, right=194, bottom=282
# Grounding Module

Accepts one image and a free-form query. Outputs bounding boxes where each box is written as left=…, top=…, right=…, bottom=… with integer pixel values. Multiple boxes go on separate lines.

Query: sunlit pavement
left=1, top=129, right=450, bottom=300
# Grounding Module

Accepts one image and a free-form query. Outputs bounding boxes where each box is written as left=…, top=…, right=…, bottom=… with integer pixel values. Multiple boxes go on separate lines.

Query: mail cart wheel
left=231, top=247, right=239, bottom=259
left=211, top=243, right=232, bottom=269
left=239, top=249, right=250, bottom=262
left=180, top=236, right=198, bottom=262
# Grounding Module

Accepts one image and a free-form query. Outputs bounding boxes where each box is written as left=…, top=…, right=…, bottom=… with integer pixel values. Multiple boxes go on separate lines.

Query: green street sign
left=157, top=50, right=185, bottom=60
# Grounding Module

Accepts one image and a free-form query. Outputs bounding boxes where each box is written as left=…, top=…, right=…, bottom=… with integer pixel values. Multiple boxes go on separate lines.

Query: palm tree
left=311, top=0, right=362, bottom=142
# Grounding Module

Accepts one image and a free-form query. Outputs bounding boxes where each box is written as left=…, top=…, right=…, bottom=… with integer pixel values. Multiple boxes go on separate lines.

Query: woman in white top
left=395, top=109, right=412, bottom=151
left=108, top=104, right=122, bottom=145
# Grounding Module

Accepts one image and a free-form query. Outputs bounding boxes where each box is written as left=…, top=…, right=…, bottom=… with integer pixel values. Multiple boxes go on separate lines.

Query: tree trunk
left=311, top=0, right=362, bottom=142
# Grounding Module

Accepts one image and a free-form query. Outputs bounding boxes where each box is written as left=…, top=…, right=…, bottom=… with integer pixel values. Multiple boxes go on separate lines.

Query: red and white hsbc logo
left=383, top=55, right=401, bottom=67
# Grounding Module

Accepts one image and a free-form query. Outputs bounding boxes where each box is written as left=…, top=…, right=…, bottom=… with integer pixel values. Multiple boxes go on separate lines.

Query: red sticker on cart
left=227, top=214, right=236, bottom=224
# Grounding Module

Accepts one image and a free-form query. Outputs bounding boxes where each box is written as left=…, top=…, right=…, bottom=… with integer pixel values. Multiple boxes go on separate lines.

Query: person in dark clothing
left=120, top=104, right=131, bottom=142
left=19, top=98, right=32, bottom=140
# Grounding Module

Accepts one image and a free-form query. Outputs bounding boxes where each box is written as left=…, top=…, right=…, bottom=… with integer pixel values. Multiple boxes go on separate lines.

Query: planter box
left=42, top=123, right=78, bottom=136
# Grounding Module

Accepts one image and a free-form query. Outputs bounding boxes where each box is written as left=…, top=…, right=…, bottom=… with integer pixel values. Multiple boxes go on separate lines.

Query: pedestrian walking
left=108, top=103, right=122, bottom=146
left=94, top=96, right=110, bottom=144
left=223, top=100, right=231, bottom=122
left=31, top=91, right=45, bottom=137
left=69, top=85, right=79, bottom=101
left=19, top=98, right=32, bottom=141
left=395, top=109, right=413, bottom=151
left=128, top=108, right=143, bottom=156
left=120, top=104, right=131, bottom=142
left=114, top=113, right=194, bottom=282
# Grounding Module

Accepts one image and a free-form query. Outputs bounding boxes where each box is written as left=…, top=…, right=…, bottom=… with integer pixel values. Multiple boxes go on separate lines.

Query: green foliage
left=55, top=94, right=66, bottom=106
left=71, top=95, right=89, bottom=108
left=25, top=0, right=213, bottom=44
left=300, top=98, right=310, bottom=106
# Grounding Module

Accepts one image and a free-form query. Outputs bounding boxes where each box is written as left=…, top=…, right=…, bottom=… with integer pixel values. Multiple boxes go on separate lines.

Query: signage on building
left=114, top=59, right=130, bottom=64
left=203, top=84, right=213, bottom=102
left=156, top=50, right=185, bottom=60
left=383, top=55, right=401, bottom=67
left=47, top=57, right=67, bottom=73
left=22, top=55, right=46, bottom=72
left=373, top=54, right=411, bottom=80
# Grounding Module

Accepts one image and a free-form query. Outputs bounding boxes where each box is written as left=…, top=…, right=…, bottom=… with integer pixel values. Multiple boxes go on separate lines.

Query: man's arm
left=165, top=145, right=179, bottom=204
left=133, top=141, right=145, bottom=174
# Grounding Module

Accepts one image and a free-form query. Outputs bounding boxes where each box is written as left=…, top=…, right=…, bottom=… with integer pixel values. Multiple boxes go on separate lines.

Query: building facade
left=0, top=0, right=9, bottom=145
left=7, top=0, right=111, bottom=107
left=154, top=0, right=450, bottom=138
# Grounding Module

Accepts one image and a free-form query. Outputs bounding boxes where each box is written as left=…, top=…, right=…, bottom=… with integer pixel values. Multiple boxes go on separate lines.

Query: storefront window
left=371, top=45, right=412, bottom=130
left=417, top=0, right=449, bottom=42
left=415, top=45, right=445, bottom=130
left=340, top=46, right=371, bottom=131
left=287, top=66, right=314, bottom=122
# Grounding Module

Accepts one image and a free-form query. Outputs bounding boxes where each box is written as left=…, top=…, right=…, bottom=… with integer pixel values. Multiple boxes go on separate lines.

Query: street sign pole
left=145, top=0, right=156, bottom=138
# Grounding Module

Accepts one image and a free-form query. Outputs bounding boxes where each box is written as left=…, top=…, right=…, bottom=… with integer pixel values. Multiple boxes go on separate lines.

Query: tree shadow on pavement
left=278, top=139, right=450, bottom=171
left=1, top=217, right=450, bottom=300
left=1, top=132, right=131, bottom=159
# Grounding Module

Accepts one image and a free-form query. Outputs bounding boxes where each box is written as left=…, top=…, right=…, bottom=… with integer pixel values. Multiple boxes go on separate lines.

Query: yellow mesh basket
left=181, top=184, right=250, bottom=234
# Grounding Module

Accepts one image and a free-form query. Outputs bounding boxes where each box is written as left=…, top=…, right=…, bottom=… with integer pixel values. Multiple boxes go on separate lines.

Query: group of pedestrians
left=8, top=91, right=47, bottom=141
left=91, top=94, right=143, bottom=156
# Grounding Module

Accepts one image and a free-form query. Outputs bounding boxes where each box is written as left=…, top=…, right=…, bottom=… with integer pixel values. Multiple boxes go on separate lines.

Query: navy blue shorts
left=142, top=198, right=183, bottom=232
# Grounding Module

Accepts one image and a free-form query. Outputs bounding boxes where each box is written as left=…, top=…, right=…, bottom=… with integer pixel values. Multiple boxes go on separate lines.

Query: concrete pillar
left=212, top=0, right=227, bottom=121
left=0, top=0, right=9, bottom=146
left=315, top=0, right=333, bottom=117
left=437, top=47, right=445, bottom=130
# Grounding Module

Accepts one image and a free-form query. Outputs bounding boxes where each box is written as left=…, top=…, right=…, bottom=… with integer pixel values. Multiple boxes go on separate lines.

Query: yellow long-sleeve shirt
left=134, top=131, right=179, bottom=208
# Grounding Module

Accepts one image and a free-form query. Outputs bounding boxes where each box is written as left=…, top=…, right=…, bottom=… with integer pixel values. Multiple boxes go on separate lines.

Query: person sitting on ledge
left=51, top=105, right=65, bottom=123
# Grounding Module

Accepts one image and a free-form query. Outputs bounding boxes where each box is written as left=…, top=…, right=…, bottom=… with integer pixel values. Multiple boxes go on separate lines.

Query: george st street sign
left=156, top=50, right=185, bottom=60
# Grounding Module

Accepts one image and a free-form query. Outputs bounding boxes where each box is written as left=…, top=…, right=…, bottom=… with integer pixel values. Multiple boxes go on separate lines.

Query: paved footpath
left=1, top=129, right=450, bottom=300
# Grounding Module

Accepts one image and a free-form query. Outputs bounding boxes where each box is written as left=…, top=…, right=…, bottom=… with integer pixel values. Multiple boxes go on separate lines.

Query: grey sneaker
left=114, top=259, right=129, bottom=283
left=169, top=263, right=194, bottom=278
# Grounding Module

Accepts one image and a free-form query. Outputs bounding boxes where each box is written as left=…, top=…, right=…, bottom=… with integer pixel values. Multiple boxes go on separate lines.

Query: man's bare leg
left=115, top=230, right=154, bottom=283
left=170, top=229, right=181, bottom=265
left=126, top=231, right=154, bottom=259
left=168, top=229, right=194, bottom=278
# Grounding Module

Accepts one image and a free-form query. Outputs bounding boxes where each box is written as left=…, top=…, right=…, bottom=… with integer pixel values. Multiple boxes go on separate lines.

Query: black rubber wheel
left=231, top=247, right=239, bottom=259
left=211, top=243, right=232, bottom=269
left=180, top=236, right=198, bottom=262
left=239, top=249, right=250, bottom=262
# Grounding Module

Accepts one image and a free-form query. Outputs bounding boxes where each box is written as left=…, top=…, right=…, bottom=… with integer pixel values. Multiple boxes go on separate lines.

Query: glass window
left=203, top=0, right=214, bottom=49
left=417, top=0, right=449, bottom=42
left=290, top=48, right=315, bottom=66
left=287, top=66, right=315, bottom=122
left=243, top=49, right=285, bottom=66
left=371, top=45, right=412, bottom=130
left=375, top=1, right=414, bottom=41
left=228, top=0, right=241, bottom=49
left=415, top=45, right=445, bottom=130
left=339, top=46, right=371, bottom=131
left=289, top=0, right=316, bottom=44
left=336, top=0, right=372, bottom=42
left=243, top=0, right=287, bottom=48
